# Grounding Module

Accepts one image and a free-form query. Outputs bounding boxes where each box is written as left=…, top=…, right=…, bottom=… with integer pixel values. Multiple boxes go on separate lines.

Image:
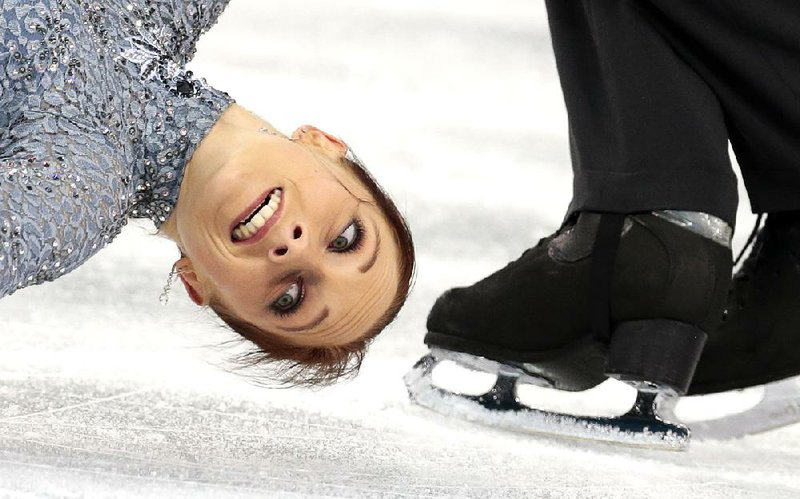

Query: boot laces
left=733, top=214, right=764, bottom=275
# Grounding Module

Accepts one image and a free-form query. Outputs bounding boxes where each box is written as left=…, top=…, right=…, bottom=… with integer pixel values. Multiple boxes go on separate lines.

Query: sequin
left=0, top=0, right=234, bottom=298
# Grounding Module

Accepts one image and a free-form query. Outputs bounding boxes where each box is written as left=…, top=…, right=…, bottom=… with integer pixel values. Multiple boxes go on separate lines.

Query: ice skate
left=405, top=211, right=733, bottom=450
left=667, top=211, right=800, bottom=439
left=404, top=347, right=691, bottom=450
left=661, top=374, right=800, bottom=440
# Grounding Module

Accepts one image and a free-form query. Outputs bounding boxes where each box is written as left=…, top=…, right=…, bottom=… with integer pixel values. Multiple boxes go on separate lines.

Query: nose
left=269, top=223, right=306, bottom=260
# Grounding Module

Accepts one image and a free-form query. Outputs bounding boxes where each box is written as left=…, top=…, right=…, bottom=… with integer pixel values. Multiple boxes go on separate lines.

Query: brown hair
left=209, top=156, right=415, bottom=387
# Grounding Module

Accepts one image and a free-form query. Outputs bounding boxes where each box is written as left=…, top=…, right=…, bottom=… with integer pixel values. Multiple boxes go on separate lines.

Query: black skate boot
left=405, top=211, right=732, bottom=449
left=666, top=212, right=800, bottom=440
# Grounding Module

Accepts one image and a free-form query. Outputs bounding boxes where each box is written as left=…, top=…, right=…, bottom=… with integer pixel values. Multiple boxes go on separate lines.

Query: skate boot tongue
left=549, top=213, right=607, bottom=262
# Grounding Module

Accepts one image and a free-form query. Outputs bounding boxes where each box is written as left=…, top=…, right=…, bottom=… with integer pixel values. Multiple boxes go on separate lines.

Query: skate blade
left=404, top=351, right=689, bottom=451
left=661, top=375, right=800, bottom=440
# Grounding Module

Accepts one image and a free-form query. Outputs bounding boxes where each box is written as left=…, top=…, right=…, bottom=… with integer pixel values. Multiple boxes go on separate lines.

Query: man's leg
left=632, top=0, right=800, bottom=394
left=546, top=0, right=737, bottom=224
left=425, top=0, right=736, bottom=393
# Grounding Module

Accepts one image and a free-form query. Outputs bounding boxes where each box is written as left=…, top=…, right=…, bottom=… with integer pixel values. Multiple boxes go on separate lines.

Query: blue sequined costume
left=0, top=0, right=234, bottom=298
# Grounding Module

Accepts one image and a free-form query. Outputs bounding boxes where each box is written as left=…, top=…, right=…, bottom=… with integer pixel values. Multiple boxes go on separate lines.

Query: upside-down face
left=171, top=126, right=401, bottom=346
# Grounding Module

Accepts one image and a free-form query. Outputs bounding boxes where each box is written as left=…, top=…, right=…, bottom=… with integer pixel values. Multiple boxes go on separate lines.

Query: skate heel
left=605, top=319, right=707, bottom=395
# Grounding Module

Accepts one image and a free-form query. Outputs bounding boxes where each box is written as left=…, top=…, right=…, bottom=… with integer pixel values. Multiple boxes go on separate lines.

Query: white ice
left=1, top=1, right=795, bottom=498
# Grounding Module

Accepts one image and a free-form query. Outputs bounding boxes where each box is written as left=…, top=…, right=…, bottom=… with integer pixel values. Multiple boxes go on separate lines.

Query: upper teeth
left=232, top=188, right=282, bottom=241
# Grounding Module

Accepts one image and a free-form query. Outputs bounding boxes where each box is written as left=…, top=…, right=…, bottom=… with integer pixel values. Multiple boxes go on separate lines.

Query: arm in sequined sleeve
left=187, top=0, right=233, bottom=38
left=0, top=114, right=129, bottom=299
left=145, top=0, right=233, bottom=66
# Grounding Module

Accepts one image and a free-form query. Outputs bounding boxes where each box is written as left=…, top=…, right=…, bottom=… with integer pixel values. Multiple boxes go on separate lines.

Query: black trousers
left=546, top=0, right=800, bottom=228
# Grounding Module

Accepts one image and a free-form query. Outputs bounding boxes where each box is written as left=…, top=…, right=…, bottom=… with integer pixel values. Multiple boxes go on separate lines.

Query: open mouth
left=232, top=188, right=283, bottom=242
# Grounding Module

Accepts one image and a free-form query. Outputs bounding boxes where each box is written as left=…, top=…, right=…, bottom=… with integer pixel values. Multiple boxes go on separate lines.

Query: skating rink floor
left=2, top=1, right=799, bottom=497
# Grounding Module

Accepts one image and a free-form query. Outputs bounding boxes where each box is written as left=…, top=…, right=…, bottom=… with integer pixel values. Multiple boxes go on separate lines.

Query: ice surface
left=0, top=0, right=795, bottom=497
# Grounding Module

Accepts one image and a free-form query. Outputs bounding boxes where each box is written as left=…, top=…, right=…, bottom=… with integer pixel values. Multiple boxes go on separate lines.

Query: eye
left=270, top=280, right=304, bottom=316
left=329, top=219, right=365, bottom=253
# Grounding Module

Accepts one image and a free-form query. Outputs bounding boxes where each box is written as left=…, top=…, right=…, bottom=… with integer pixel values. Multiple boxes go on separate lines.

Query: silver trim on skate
left=405, top=348, right=690, bottom=451
left=660, top=375, right=800, bottom=440
left=653, top=210, right=732, bottom=248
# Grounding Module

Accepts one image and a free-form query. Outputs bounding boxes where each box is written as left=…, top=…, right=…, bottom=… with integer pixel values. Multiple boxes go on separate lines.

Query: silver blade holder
left=404, top=351, right=690, bottom=451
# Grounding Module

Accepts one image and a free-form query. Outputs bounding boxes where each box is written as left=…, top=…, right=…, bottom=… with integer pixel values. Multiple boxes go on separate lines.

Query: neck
left=160, top=103, right=279, bottom=242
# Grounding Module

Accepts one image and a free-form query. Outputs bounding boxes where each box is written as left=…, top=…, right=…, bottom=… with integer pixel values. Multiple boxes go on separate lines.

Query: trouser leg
left=641, top=0, right=800, bottom=214
left=544, top=0, right=738, bottom=226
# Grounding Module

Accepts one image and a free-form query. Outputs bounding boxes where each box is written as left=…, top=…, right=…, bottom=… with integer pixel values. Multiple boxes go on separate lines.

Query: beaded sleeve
left=0, top=0, right=234, bottom=299
left=148, top=0, right=234, bottom=66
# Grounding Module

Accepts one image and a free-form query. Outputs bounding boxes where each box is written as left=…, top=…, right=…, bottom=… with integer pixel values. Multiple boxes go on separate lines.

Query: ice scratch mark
left=0, top=388, right=150, bottom=422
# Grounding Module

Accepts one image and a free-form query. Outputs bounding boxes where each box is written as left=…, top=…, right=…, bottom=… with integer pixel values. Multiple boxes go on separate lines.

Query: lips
left=231, top=187, right=284, bottom=243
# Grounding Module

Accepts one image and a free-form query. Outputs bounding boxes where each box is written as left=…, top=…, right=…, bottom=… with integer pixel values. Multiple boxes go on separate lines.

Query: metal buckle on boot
left=652, top=211, right=732, bottom=248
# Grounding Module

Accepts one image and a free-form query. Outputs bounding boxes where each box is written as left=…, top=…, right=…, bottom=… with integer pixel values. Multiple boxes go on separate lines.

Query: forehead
left=291, top=256, right=400, bottom=346
left=313, top=156, right=407, bottom=341
left=286, top=215, right=403, bottom=346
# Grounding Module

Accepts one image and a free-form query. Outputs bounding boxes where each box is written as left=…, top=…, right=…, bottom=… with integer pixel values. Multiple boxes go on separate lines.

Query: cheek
left=208, top=258, right=261, bottom=291
left=193, top=166, right=256, bottom=221
left=181, top=235, right=255, bottom=295
left=209, top=266, right=267, bottom=317
left=203, top=174, right=241, bottom=217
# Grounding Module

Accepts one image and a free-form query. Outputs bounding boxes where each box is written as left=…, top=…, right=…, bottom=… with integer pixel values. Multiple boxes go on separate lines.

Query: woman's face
left=172, top=127, right=401, bottom=346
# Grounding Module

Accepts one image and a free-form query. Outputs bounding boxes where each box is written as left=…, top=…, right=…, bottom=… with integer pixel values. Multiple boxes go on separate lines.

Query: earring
left=159, top=264, right=181, bottom=306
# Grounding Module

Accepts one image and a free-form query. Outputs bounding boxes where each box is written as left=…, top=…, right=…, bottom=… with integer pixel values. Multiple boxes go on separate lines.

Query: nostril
left=275, top=246, right=288, bottom=256
left=293, top=226, right=302, bottom=239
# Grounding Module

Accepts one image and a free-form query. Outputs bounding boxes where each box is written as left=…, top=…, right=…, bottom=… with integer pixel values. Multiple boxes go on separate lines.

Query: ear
left=173, top=257, right=208, bottom=306
left=293, top=125, right=347, bottom=160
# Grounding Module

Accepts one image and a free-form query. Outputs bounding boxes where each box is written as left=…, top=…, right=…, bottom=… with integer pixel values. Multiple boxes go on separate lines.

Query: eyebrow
left=278, top=307, right=330, bottom=333
left=359, top=225, right=381, bottom=273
